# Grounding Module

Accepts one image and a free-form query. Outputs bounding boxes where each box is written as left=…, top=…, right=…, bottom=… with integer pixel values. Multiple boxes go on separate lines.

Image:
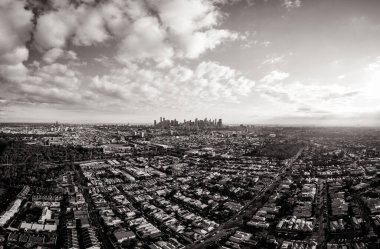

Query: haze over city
left=1, top=0, right=380, bottom=125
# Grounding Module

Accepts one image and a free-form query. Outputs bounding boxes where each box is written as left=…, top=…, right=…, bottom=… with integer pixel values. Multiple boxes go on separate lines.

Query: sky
left=1, top=0, right=380, bottom=125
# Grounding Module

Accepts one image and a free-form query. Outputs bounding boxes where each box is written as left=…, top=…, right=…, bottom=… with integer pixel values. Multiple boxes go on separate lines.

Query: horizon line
left=0, top=121, right=380, bottom=128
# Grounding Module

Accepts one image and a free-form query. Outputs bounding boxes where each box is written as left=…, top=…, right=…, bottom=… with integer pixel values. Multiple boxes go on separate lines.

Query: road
left=79, top=176, right=116, bottom=249
left=187, top=146, right=306, bottom=249
left=311, top=180, right=327, bottom=245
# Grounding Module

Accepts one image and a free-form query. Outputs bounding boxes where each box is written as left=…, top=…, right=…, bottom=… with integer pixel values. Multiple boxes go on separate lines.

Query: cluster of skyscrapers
left=154, top=117, right=223, bottom=129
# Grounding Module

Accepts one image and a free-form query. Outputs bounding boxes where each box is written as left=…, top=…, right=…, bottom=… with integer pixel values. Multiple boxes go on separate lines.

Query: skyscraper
left=218, top=119, right=223, bottom=127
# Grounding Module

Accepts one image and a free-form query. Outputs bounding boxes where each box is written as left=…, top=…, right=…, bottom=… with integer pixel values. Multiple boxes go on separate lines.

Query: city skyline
left=1, top=0, right=380, bottom=126
left=154, top=117, right=223, bottom=129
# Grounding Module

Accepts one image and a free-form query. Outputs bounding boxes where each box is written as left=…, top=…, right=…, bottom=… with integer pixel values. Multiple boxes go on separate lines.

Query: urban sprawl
left=0, top=120, right=380, bottom=249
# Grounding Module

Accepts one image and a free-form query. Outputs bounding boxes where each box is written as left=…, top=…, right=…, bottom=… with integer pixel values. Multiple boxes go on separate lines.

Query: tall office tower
left=154, top=120, right=157, bottom=127
left=218, top=118, right=223, bottom=127
left=160, top=117, right=163, bottom=123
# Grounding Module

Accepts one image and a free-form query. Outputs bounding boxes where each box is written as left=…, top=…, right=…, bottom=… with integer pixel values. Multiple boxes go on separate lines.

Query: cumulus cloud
left=116, top=16, right=174, bottom=67
left=116, top=0, right=240, bottom=65
left=0, top=0, right=33, bottom=54
left=0, top=47, right=29, bottom=65
left=72, top=8, right=110, bottom=46
left=260, top=70, right=290, bottom=84
left=34, top=7, right=78, bottom=50
left=178, top=29, right=239, bottom=59
left=8, top=62, right=85, bottom=106
left=89, top=61, right=255, bottom=109
left=0, top=0, right=33, bottom=82
left=31, top=0, right=240, bottom=66
left=0, top=63, right=29, bottom=83
left=2, top=58, right=255, bottom=112
left=42, top=48, right=78, bottom=64
left=1, top=0, right=249, bottom=116
left=282, top=0, right=302, bottom=10
left=100, top=2, right=131, bottom=37
left=150, top=0, right=220, bottom=35
left=34, top=3, right=111, bottom=50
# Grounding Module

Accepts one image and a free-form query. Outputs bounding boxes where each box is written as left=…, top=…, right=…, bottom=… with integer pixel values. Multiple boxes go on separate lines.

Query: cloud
left=260, top=70, right=290, bottom=84
left=337, top=74, right=345, bottom=80
left=282, top=0, right=302, bottom=10
left=0, top=0, right=33, bottom=55
left=0, top=47, right=29, bottom=65
left=94, top=56, right=115, bottom=68
left=0, top=63, right=29, bottom=83
left=194, top=61, right=255, bottom=99
left=0, top=0, right=33, bottom=82
left=243, top=40, right=272, bottom=48
left=34, top=3, right=111, bottom=50
left=100, top=1, right=131, bottom=37
left=261, top=55, right=285, bottom=66
left=72, top=7, right=110, bottom=46
left=2, top=58, right=255, bottom=113
left=115, top=0, right=240, bottom=65
left=177, top=29, right=239, bottom=59
left=34, top=7, right=78, bottom=50
left=42, top=48, right=78, bottom=64
left=31, top=0, right=240, bottom=67
left=364, top=56, right=380, bottom=71
left=262, top=110, right=380, bottom=127
left=89, top=61, right=255, bottom=110
left=0, top=0, right=254, bottom=121
left=296, top=106, right=329, bottom=114
left=150, top=0, right=221, bottom=35
left=2, top=62, right=86, bottom=107
left=116, top=16, right=175, bottom=67
left=259, top=81, right=361, bottom=115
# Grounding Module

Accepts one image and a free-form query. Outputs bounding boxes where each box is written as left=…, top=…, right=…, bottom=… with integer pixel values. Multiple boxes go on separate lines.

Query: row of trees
left=245, top=142, right=305, bottom=160
left=0, top=140, right=104, bottom=165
